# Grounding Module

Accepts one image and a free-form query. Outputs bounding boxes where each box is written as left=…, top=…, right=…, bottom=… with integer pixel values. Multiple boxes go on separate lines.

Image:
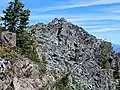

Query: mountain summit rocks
left=30, top=18, right=118, bottom=90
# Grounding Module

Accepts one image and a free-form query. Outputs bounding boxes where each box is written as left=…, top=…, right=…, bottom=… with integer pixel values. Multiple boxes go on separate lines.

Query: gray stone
left=31, top=18, right=118, bottom=90
left=0, top=57, right=55, bottom=90
left=0, top=31, right=16, bottom=47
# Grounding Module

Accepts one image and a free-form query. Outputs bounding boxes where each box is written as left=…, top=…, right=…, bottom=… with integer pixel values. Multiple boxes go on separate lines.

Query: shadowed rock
left=0, top=31, right=16, bottom=47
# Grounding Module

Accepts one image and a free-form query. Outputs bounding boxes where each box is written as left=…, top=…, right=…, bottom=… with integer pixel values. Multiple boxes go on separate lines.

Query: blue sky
left=0, top=0, right=120, bottom=45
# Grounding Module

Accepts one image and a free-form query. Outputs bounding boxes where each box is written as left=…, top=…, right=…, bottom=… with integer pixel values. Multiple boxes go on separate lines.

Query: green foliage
left=103, top=63, right=109, bottom=69
left=55, top=73, right=72, bottom=90
left=0, top=46, right=22, bottom=60
left=101, top=45, right=110, bottom=61
left=55, top=83, right=71, bottom=90
left=1, top=0, right=30, bottom=32
left=16, top=30, right=45, bottom=73
left=33, top=57, right=47, bottom=74
left=31, top=56, right=48, bottom=74
left=72, top=79, right=87, bottom=90
left=16, top=30, right=39, bottom=61
left=54, top=73, right=87, bottom=90
left=0, top=16, right=2, bottom=32
left=19, top=9, right=30, bottom=30
left=41, top=55, right=48, bottom=65
left=101, top=42, right=111, bottom=69
left=0, top=0, right=39, bottom=67
left=75, top=25, right=81, bottom=30
left=0, top=0, right=48, bottom=75
left=39, top=55, right=48, bottom=73
left=75, top=25, right=85, bottom=32
left=51, top=70, right=59, bottom=79
left=0, top=24, right=2, bottom=32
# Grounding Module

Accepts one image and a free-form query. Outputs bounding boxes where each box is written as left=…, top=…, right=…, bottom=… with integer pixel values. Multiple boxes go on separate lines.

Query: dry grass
left=0, top=46, right=11, bottom=53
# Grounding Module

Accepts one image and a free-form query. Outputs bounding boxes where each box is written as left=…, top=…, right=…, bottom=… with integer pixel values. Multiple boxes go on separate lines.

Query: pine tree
left=0, top=16, right=2, bottom=32
left=0, top=24, right=2, bottom=32
left=19, top=9, right=30, bottom=30
left=2, top=1, right=15, bottom=32
left=1, top=0, right=30, bottom=32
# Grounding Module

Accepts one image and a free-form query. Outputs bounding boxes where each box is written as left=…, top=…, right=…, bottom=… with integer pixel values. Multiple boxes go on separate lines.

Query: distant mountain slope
left=113, top=44, right=120, bottom=53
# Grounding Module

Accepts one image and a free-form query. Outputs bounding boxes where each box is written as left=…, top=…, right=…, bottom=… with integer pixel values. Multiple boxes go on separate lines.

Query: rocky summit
left=0, top=18, right=120, bottom=90
left=30, top=18, right=119, bottom=90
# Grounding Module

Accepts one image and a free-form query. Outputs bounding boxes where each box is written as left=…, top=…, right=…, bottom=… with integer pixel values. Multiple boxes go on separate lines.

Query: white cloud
left=112, top=10, right=120, bottom=12
left=67, top=15, right=120, bottom=21
left=83, top=26, right=120, bottom=29
left=89, top=27, right=120, bottom=33
left=30, top=14, right=120, bottom=33
left=30, top=13, right=120, bottom=22
left=32, top=0, right=120, bottom=12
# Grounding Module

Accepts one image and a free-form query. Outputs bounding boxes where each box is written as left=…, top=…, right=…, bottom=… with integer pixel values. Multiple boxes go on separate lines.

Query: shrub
left=54, top=73, right=74, bottom=90
left=101, top=42, right=111, bottom=68
left=16, top=30, right=39, bottom=61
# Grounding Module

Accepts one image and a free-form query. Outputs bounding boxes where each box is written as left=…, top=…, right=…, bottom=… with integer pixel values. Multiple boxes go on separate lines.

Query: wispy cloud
left=112, top=10, right=120, bottom=12
left=30, top=14, right=120, bottom=22
left=31, top=0, right=120, bottom=12
left=89, top=27, right=120, bottom=33
left=30, top=14, right=120, bottom=33
left=83, top=26, right=120, bottom=29
left=67, top=15, right=120, bottom=21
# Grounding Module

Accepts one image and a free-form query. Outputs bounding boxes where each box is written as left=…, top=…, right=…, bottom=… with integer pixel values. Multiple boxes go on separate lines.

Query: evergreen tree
left=0, top=24, right=2, bottom=32
left=1, top=0, right=39, bottom=61
left=1, top=0, right=30, bottom=32
left=19, top=9, right=30, bottom=30
left=0, top=17, right=2, bottom=32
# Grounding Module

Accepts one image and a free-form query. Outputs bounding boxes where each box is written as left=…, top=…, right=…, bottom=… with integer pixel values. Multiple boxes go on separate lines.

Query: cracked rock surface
left=0, top=57, right=54, bottom=90
left=31, top=18, right=118, bottom=90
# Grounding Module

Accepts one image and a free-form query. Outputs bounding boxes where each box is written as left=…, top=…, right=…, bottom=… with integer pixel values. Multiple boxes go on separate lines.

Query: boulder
left=0, top=31, right=16, bottom=47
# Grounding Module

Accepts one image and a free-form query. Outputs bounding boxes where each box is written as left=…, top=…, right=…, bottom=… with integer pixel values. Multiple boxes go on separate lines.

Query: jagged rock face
left=0, top=31, right=16, bottom=47
left=31, top=18, right=118, bottom=90
left=0, top=57, right=54, bottom=90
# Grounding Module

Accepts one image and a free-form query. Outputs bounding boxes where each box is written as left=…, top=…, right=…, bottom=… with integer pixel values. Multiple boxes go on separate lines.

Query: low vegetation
left=0, top=0, right=39, bottom=62
left=54, top=73, right=72, bottom=90
left=101, top=42, right=111, bottom=68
